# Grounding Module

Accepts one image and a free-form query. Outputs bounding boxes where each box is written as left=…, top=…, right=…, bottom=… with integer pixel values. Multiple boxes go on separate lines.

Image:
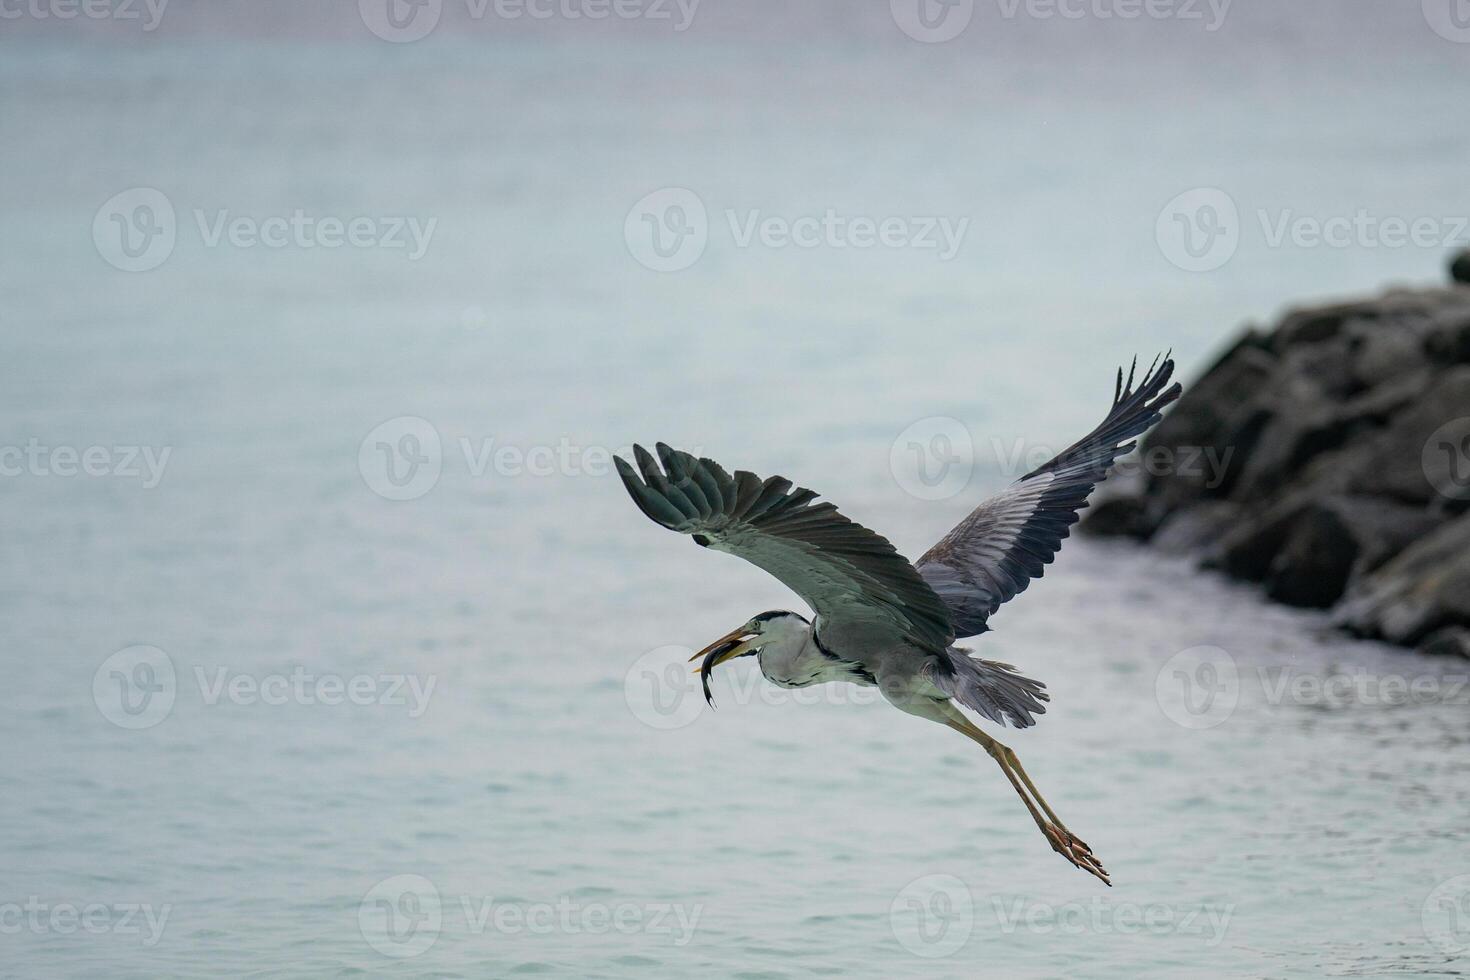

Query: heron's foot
left=1043, top=823, right=1110, bottom=886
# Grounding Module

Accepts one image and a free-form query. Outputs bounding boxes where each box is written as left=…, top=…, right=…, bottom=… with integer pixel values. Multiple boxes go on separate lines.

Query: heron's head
left=691, top=610, right=809, bottom=706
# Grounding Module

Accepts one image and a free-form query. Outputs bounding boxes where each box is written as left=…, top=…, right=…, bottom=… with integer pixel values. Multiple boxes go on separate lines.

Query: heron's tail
left=932, top=650, right=1049, bottom=729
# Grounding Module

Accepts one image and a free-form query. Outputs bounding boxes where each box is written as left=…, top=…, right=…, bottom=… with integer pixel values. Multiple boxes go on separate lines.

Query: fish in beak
left=689, top=624, right=757, bottom=707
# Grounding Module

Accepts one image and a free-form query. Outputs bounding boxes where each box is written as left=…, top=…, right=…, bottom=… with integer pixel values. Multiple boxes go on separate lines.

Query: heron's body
left=617, top=355, right=1182, bottom=885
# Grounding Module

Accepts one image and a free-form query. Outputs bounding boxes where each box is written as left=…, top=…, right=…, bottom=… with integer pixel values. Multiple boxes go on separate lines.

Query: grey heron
left=616, top=356, right=1180, bottom=885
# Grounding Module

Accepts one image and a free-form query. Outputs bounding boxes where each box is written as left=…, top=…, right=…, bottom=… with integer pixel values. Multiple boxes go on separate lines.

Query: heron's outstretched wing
left=615, top=443, right=954, bottom=654
left=917, top=355, right=1182, bottom=637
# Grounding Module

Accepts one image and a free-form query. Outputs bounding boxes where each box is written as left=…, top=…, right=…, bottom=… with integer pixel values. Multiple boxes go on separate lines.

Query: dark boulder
left=1417, top=627, right=1470, bottom=659
left=1206, top=494, right=1440, bottom=607
left=1080, top=279, right=1470, bottom=647
left=1425, top=305, right=1470, bottom=365
left=1335, top=514, right=1470, bottom=644
left=1082, top=495, right=1151, bottom=538
left=1451, top=249, right=1470, bottom=285
left=1149, top=502, right=1241, bottom=554
left=1139, top=341, right=1276, bottom=512
left=1263, top=506, right=1360, bottom=608
left=1342, top=366, right=1470, bottom=509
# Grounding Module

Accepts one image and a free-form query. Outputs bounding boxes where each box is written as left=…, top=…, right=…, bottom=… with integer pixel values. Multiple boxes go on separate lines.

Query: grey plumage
left=614, top=442, right=954, bottom=655
left=616, top=355, right=1181, bottom=730
left=931, top=654, right=1051, bottom=729
left=917, top=354, right=1181, bottom=639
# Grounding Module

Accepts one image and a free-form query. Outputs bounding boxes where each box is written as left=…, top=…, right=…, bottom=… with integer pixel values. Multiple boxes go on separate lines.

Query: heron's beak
left=689, top=626, right=756, bottom=669
left=689, top=625, right=757, bottom=707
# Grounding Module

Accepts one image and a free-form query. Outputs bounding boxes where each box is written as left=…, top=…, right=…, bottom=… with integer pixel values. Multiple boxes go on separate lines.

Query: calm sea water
left=3, top=4, right=1470, bottom=976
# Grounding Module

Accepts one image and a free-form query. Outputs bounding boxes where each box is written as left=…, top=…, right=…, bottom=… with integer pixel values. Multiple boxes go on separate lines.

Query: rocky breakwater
left=1085, top=258, right=1470, bottom=657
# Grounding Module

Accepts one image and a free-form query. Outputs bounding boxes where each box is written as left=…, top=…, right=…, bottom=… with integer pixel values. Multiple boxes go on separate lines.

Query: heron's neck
left=754, top=623, right=821, bottom=686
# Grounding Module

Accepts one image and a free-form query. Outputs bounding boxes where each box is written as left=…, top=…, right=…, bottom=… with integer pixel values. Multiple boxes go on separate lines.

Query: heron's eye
left=693, top=534, right=711, bottom=547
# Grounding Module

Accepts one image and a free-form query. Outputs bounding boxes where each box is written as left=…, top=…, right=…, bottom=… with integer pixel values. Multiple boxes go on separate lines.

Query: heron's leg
left=998, top=746, right=1066, bottom=829
left=944, top=714, right=1110, bottom=886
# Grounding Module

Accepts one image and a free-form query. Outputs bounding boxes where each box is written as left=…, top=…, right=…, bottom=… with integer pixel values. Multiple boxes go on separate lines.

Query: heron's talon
left=1043, top=824, right=1110, bottom=885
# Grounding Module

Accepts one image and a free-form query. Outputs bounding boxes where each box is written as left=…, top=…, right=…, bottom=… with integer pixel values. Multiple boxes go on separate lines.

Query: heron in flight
left=616, top=356, right=1180, bottom=885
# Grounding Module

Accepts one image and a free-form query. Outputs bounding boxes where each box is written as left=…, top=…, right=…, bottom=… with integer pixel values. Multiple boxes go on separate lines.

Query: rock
left=1335, top=514, right=1470, bottom=644
left=1149, top=502, right=1241, bottom=554
left=1263, top=506, right=1360, bottom=608
left=1079, top=277, right=1470, bottom=648
left=1081, top=495, right=1150, bottom=538
left=1206, top=494, right=1440, bottom=607
left=1272, top=301, right=1363, bottom=351
left=1316, top=496, right=1444, bottom=573
left=1452, top=249, right=1470, bottom=285
left=1206, top=495, right=1307, bottom=582
left=1226, top=371, right=1341, bottom=503
left=1425, top=304, right=1470, bottom=366
left=1139, top=342, right=1277, bottom=511
left=1346, top=318, right=1431, bottom=391
left=1343, top=366, right=1470, bottom=508
left=1417, top=626, right=1470, bottom=659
